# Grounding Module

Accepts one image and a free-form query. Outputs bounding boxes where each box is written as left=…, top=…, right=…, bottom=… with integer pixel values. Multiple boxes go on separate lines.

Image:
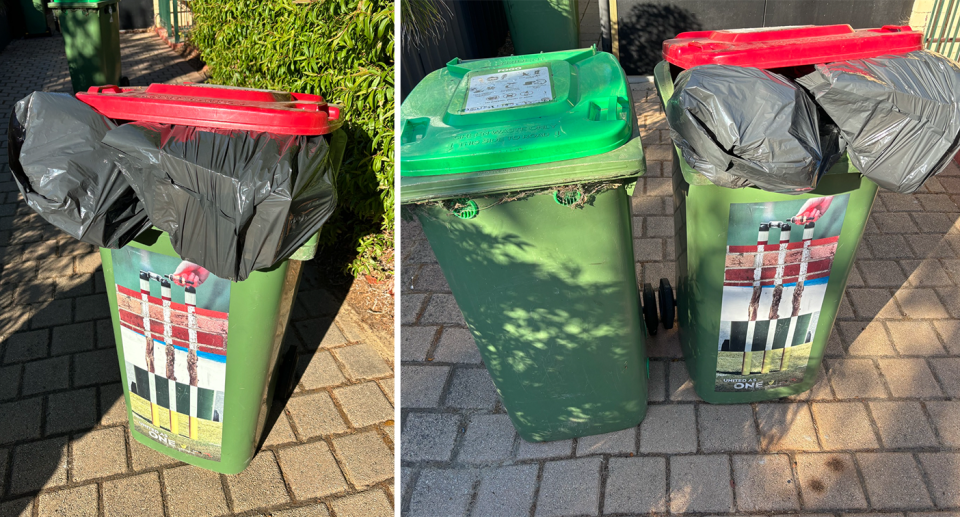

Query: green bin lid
left=401, top=47, right=635, bottom=177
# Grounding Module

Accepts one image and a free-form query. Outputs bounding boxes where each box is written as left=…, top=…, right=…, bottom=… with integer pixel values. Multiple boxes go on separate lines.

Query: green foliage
left=190, top=0, right=394, bottom=279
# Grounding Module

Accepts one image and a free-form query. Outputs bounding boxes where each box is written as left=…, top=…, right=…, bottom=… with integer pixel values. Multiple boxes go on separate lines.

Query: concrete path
left=400, top=80, right=960, bottom=516
left=0, top=32, right=394, bottom=517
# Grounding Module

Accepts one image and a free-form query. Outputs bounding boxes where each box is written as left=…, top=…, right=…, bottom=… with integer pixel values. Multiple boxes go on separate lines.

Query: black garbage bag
left=665, top=65, right=844, bottom=193
left=102, top=123, right=346, bottom=281
left=8, top=92, right=151, bottom=248
left=798, top=50, right=960, bottom=194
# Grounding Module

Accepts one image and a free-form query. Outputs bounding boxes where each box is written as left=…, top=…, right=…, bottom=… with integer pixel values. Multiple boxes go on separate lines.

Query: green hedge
left=190, top=0, right=394, bottom=279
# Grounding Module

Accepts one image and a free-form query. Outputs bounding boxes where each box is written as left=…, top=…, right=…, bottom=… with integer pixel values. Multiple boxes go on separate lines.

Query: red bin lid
left=663, top=25, right=923, bottom=69
left=75, top=83, right=341, bottom=135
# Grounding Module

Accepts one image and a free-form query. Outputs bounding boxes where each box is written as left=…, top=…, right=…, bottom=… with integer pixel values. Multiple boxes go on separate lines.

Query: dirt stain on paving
left=808, top=478, right=826, bottom=493
left=826, top=457, right=846, bottom=472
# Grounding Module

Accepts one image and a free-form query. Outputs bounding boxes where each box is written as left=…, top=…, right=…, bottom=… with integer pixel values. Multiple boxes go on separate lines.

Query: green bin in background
left=401, top=48, right=648, bottom=442
left=21, top=0, right=50, bottom=35
left=48, top=0, right=122, bottom=93
left=654, top=61, right=879, bottom=403
left=503, top=0, right=579, bottom=54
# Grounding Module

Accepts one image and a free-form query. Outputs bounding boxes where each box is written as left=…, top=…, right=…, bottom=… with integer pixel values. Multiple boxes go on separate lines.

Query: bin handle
left=87, top=85, right=124, bottom=94
left=327, top=104, right=341, bottom=120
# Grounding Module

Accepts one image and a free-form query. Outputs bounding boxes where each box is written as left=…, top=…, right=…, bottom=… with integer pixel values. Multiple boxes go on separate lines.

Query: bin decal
left=111, top=247, right=230, bottom=461
left=716, top=194, right=849, bottom=392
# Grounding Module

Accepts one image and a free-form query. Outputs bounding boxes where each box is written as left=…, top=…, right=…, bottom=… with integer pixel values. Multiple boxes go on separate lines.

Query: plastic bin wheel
left=642, top=283, right=659, bottom=336
left=119, top=76, right=129, bottom=87
left=274, top=347, right=299, bottom=402
left=658, top=278, right=675, bottom=329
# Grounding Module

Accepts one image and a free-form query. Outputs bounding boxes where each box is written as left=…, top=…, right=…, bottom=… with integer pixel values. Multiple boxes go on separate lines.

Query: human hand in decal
left=791, top=196, right=833, bottom=224
left=171, top=261, right=210, bottom=287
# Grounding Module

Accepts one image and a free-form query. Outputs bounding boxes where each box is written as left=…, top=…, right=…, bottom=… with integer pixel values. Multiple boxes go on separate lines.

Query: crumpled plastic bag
left=7, top=92, right=151, bottom=248
left=798, top=50, right=960, bottom=194
left=666, top=65, right=844, bottom=193
left=102, top=123, right=346, bottom=281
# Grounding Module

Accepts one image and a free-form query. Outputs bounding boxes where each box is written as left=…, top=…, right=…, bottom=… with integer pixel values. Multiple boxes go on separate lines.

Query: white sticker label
left=463, top=67, right=553, bottom=113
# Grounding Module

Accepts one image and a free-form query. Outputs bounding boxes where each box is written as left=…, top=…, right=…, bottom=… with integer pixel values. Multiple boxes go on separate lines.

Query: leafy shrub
left=190, top=0, right=394, bottom=279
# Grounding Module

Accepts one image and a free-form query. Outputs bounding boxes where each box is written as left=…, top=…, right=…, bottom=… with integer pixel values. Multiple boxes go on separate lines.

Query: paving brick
left=604, top=457, right=666, bottom=514
left=269, top=505, right=332, bottom=517
left=379, top=377, right=394, bottom=404
left=877, top=358, right=943, bottom=398
left=917, top=194, right=959, bottom=212
left=887, top=321, right=948, bottom=355
left=330, top=489, right=392, bottom=517
left=458, top=413, right=516, bottom=463
left=647, top=360, right=666, bottom=402
left=128, top=432, right=180, bottom=471
left=756, top=403, right=820, bottom=451
left=857, top=452, right=932, bottom=510
left=643, top=325, right=683, bottom=358
left=37, top=483, right=98, bottom=517
left=929, top=358, right=960, bottom=397
left=406, top=239, right=438, bottom=264
left=810, top=402, right=879, bottom=450
left=102, top=472, right=164, bottom=517
left=400, top=294, right=426, bottom=324
left=286, top=391, right=348, bottom=438
left=333, top=381, right=393, bottom=428
left=699, top=404, right=759, bottom=452
left=733, top=454, right=800, bottom=512
left=536, top=457, right=602, bottom=517
left=869, top=401, right=938, bottom=448
left=0, top=397, right=42, bottom=444
left=332, top=343, right=391, bottom=380
left=400, top=325, right=437, bottom=362
left=872, top=212, right=920, bottom=234
left=72, top=427, right=127, bottom=482
left=73, top=294, right=109, bottom=321
left=30, top=299, right=73, bottom=328
left=72, top=348, right=120, bottom=387
left=21, top=355, right=68, bottom=395
left=294, top=318, right=346, bottom=350
left=632, top=194, right=666, bottom=215
left=49, top=321, right=94, bottom=355
left=262, top=413, right=297, bottom=447
left=639, top=404, right=696, bottom=453
left=866, top=234, right=914, bottom=259
left=847, top=288, right=903, bottom=319
left=413, top=263, right=450, bottom=291
left=826, top=358, right=889, bottom=399
left=904, top=260, right=956, bottom=288
left=45, top=387, right=97, bottom=434
left=2, top=329, right=49, bottom=363
left=432, top=327, right=482, bottom=364
left=224, top=451, right=289, bottom=512
left=670, top=455, right=734, bottom=513
left=516, top=437, right=573, bottom=460
left=15, top=281, right=54, bottom=304
left=296, top=350, right=346, bottom=391
left=634, top=238, right=663, bottom=261
left=576, top=427, right=636, bottom=456
left=860, top=260, right=908, bottom=287
left=906, top=234, right=958, bottom=258
left=473, top=465, right=538, bottom=517
left=926, top=401, right=960, bottom=447
left=8, top=437, right=67, bottom=494
left=0, top=498, right=33, bottom=517
left=918, top=452, right=960, bottom=507
left=400, top=365, right=449, bottom=408
left=445, top=367, right=498, bottom=409
left=161, top=465, right=230, bottom=517
left=936, top=286, right=960, bottom=319
left=401, top=412, right=460, bottom=462
left=896, top=289, right=950, bottom=319
left=668, top=360, right=699, bottom=401
left=96, top=319, right=116, bottom=349
left=420, top=294, right=466, bottom=325
left=408, top=468, right=477, bottom=517
left=796, top=453, right=866, bottom=510
left=277, top=441, right=348, bottom=499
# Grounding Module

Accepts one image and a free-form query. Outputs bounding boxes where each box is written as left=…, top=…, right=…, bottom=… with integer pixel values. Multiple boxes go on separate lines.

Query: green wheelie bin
left=20, top=0, right=50, bottom=35
left=49, top=0, right=122, bottom=93
left=653, top=25, right=925, bottom=403
left=75, top=84, right=344, bottom=473
left=401, top=47, right=648, bottom=442
left=503, top=0, right=579, bottom=54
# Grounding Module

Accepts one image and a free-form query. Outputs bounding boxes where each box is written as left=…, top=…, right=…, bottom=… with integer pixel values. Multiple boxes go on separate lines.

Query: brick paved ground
left=399, top=78, right=960, bottom=516
left=0, top=33, right=394, bottom=516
